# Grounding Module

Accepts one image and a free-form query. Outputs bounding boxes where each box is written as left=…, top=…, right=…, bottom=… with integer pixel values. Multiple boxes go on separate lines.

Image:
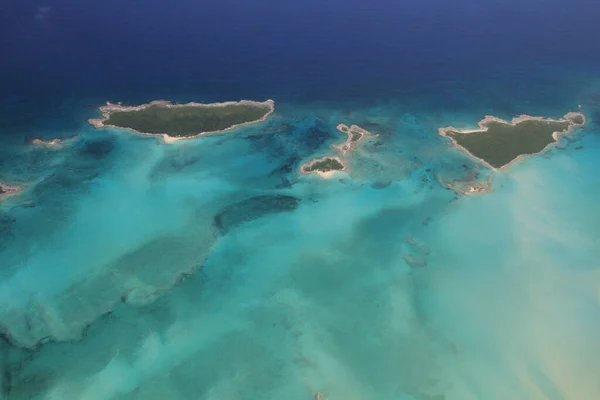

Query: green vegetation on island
left=350, top=132, right=363, bottom=142
left=302, top=157, right=345, bottom=173
left=105, top=104, right=269, bottom=137
left=569, top=114, right=585, bottom=125
left=300, top=123, right=374, bottom=177
left=89, top=99, right=275, bottom=140
left=332, top=123, right=372, bottom=154
left=440, top=113, right=585, bottom=169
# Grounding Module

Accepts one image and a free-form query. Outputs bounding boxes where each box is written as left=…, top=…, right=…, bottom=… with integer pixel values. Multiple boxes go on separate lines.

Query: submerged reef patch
left=214, top=195, right=301, bottom=234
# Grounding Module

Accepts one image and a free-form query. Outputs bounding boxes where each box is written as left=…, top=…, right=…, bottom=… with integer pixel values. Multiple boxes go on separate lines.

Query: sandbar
left=31, top=138, right=62, bottom=147
left=88, top=99, right=275, bottom=143
left=0, top=183, right=22, bottom=200
left=439, top=112, right=585, bottom=170
left=443, top=173, right=494, bottom=196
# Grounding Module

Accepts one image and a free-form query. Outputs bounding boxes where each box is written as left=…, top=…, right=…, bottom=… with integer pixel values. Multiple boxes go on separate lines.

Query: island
left=439, top=112, right=585, bottom=170
left=442, top=173, right=494, bottom=196
left=300, top=123, right=374, bottom=178
left=88, top=99, right=275, bottom=142
left=0, top=183, right=22, bottom=200
left=300, top=157, right=346, bottom=178
left=26, top=134, right=77, bottom=148
left=332, top=123, right=371, bottom=154
left=31, top=138, right=62, bottom=147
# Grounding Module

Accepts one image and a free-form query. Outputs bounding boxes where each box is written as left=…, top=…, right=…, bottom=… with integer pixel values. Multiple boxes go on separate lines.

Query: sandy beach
left=88, top=99, right=275, bottom=143
left=316, top=170, right=343, bottom=179
left=439, top=112, right=586, bottom=171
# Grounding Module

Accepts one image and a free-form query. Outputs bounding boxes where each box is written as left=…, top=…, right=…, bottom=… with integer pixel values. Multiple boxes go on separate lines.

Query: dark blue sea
left=2, top=0, right=599, bottom=121
left=1, top=0, right=600, bottom=398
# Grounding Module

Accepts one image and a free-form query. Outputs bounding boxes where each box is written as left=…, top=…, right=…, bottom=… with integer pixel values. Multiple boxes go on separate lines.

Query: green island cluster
left=300, top=123, right=372, bottom=176
left=445, top=118, right=578, bottom=169
left=104, top=104, right=271, bottom=137
left=303, top=158, right=345, bottom=173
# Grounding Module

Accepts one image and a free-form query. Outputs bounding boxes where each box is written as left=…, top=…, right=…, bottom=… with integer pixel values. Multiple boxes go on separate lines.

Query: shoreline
left=0, top=183, right=22, bottom=200
left=300, top=156, right=347, bottom=178
left=88, top=99, right=275, bottom=143
left=439, top=112, right=586, bottom=171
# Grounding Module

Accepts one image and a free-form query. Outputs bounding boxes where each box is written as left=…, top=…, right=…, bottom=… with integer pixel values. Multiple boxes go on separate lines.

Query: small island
left=26, top=134, right=76, bottom=148
left=88, top=99, right=275, bottom=142
left=0, top=183, right=22, bottom=200
left=332, top=124, right=371, bottom=154
left=439, top=112, right=585, bottom=170
left=443, top=173, right=494, bottom=196
left=31, top=138, right=62, bottom=147
left=300, top=157, right=346, bottom=178
left=300, top=123, right=374, bottom=178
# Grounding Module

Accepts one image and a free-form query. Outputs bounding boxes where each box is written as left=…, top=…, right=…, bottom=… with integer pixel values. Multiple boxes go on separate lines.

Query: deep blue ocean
left=1, top=0, right=600, bottom=399
left=2, top=0, right=599, bottom=118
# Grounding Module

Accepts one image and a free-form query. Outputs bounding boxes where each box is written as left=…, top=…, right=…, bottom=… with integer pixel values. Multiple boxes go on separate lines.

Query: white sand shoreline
left=88, top=99, right=275, bottom=143
left=439, top=112, right=586, bottom=171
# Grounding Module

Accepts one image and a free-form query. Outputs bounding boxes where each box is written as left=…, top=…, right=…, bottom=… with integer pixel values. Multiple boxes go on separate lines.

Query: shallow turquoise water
left=1, top=76, right=600, bottom=399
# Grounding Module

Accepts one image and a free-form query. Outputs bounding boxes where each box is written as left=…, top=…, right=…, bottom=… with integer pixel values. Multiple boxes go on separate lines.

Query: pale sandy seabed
left=0, top=99, right=599, bottom=400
